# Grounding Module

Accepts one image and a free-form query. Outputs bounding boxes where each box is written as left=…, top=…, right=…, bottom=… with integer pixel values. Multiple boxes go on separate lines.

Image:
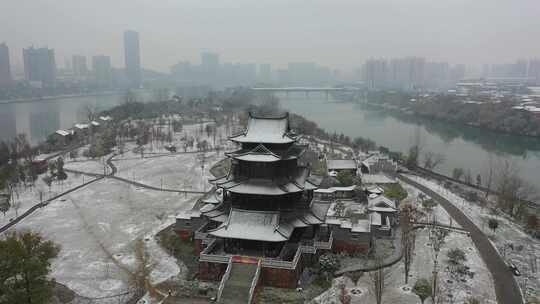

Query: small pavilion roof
left=209, top=209, right=292, bottom=242
left=326, top=159, right=357, bottom=170
left=368, top=195, right=397, bottom=212
left=229, top=112, right=296, bottom=144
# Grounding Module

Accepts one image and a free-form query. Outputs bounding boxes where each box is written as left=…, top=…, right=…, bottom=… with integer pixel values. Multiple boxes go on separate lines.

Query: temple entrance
left=224, top=239, right=284, bottom=258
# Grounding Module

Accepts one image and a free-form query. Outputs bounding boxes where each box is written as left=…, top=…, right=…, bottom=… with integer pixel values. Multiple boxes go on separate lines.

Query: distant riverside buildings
left=482, top=59, right=540, bottom=85
left=123, top=30, right=141, bottom=88
left=23, top=46, right=56, bottom=87
left=72, top=55, right=88, bottom=77
left=0, top=43, right=12, bottom=87
left=92, top=55, right=112, bottom=88
left=362, top=56, right=465, bottom=91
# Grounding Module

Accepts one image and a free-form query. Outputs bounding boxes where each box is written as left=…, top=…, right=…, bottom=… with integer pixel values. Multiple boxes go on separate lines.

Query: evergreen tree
left=0, top=231, right=60, bottom=304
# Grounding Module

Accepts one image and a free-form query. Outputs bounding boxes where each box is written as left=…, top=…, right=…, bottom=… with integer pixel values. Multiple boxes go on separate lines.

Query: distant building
left=326, top=159, right=358, bottom=176
left=123, top=30, right=141, bottom=88
left=0, top=43, right=12, bottom=87
left=72, top=55, right=88, bottom=77
left=364, top=58, right=388, bottom=90
left=23, top=46, right=56, bottom=86
left=92, top=55, right=112, bottom=88
left=200, top=51, right=219, bottom=84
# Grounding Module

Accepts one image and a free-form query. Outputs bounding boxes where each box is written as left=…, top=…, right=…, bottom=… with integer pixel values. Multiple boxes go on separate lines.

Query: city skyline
left=1, top=0, right=540, bottom=73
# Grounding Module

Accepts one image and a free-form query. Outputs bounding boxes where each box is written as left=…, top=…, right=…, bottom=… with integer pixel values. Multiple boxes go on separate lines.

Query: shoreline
left=0, top=91, right=123, bottom=105
left=361, top=101, right=540, bottom=140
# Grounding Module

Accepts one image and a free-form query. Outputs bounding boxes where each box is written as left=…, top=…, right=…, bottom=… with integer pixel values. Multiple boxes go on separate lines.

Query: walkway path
left=0, top=154, right=117, bottom=234
left=400, top=174, right=523, bottom=304
left=65, top=154, right=206, bottom=195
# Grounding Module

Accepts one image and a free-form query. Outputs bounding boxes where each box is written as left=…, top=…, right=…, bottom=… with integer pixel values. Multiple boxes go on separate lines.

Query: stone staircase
left=219, top=263, right=258, bottom=304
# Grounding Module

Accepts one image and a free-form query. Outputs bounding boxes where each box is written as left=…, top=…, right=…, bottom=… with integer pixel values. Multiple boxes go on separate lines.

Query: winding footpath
left=400, top=174, right=523, bottom=304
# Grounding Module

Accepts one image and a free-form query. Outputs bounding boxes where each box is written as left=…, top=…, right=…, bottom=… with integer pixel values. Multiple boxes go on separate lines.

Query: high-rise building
left=201, top=51, right=220, bottom=84
left=0, top=43, right=12, bottom=87
left=92, top=55, right=112, bottom=88
left=23, top=46, right=56, bottom=86
left=72, top=55, right=88, bottom=77
left=364, top=58, right=388, bottom=89
left=123, top=30, right=141, bottom=88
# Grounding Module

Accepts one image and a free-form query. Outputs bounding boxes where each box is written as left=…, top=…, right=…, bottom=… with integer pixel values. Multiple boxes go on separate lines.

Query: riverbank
left=361, top=99, right=540, bottom=139
left=0, top=90, right=123, bottom=105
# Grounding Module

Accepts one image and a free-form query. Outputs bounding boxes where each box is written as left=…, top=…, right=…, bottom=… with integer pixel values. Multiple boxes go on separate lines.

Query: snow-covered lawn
left=15, top=178, right=199, bottom=301
left=404, top=174, right=540, bottom=300
left=1, top=171, right=88, bottom=227
left=2, top=122, right=240, bottom=302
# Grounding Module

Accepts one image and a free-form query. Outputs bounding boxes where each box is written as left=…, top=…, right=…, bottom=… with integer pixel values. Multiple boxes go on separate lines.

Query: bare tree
left=495, top=159, right=538, bottom=217
left=400, top=203, right=417, bottom=284
left=84, top=104, right=99, bottom=122
left=429, top=227, right=449, bottom=304
left=368, top=256, right=391, bottom=304
left=484, top=153, right=495, bottom=198
left=423, top=151, right=446, bottom=170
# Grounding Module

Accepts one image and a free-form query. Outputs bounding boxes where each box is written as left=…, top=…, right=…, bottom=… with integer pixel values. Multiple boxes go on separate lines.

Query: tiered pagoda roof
left=211, top=166, right=319, bottom=195
left=229, top=112, right=297, bottom=144
left=208, top=202, right=330, bottom=242
left=226, top=143, right=307, bottom=162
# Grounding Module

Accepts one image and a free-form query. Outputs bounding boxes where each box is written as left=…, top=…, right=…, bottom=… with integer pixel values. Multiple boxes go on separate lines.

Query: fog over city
left=1, top=1, right=540, bottom=304
left=2, top=0, right=540, bottom=71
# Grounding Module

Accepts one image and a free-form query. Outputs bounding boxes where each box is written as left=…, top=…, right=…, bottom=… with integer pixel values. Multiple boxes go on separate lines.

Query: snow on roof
left=209, top=209, right=290, bottom=242
left=74, top=123, right=89, bottom=129
left=90, top=121, right=100, bottom=126
left=201, top=189, right=223, bottom=204
left=218, top=166, right=315, bottom=195
left=326, top=159, right=357, bottom=170
left=176, top=209, right=202, bottom=220
left=99, top=116, right=112, bottom=121
left=228, top=144, right=306, bottom=162
left=330, top=185, right=356, bottom=192
left=361, top=173, right=396, bottom=184
left=315, top=188, right=337, bottom=194
left=229, top=112, right=295, bottom=144
left=366, top=186, right=384, bottom=194
left=368, top=195, right=397, bottom=211
left=55, top=129, right=71, bottom=136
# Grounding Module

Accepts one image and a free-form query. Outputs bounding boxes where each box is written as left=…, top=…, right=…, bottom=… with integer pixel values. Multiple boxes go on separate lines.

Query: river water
left=0, top=91, right=150, bottom=145
left=1, top=91, right=539, bottom=191
left=278, top=93, right=540, bottom=192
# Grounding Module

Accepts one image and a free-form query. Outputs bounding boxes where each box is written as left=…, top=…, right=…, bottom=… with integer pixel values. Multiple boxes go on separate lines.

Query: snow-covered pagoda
left=175, top=112, right=334, bottom=293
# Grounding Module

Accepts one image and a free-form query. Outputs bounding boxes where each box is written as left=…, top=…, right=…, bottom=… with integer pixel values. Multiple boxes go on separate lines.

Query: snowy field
left=1, top=170, right=89, bottom=227
left=314, top=181, right=496, bottom=304
left=2, top=121, right=239, bottom=302
left=404, top=174, right=540, bottom=300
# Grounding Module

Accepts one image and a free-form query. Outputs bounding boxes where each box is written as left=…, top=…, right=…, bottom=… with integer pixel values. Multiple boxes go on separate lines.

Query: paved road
left=400, top=174, right=523, bottom=304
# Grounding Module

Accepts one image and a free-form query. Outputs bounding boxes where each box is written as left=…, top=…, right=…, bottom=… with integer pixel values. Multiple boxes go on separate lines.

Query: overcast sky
left=1, top=0, right=539, bottom=72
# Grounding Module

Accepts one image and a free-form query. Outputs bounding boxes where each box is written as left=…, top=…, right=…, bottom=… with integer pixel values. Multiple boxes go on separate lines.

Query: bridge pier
left=305, top=91, right=309, bottom=98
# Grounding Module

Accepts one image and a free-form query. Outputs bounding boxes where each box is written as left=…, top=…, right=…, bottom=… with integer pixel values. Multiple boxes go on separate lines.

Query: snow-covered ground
left=404, top=174, right=540, bottom=300
left=1, top=170, right=88, bottom=227
left=314, top=181, right=496, bottom=304
left=2, top=121, right=239, bottom=302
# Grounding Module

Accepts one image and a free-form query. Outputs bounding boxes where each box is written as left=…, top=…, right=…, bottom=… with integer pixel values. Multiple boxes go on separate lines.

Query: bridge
left=251, top=86, right=361, bottom=99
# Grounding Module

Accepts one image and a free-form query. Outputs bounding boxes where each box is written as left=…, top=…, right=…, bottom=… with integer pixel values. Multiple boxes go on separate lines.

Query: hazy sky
left=1, top=0, right=539, bottom=72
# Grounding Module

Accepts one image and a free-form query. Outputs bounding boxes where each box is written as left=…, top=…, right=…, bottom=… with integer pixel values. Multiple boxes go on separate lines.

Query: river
left=1, top=91, right=539, bottom=192
left=278, top=92, right=540, bottom=192
left=0, top=91, right=149, bottom=145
